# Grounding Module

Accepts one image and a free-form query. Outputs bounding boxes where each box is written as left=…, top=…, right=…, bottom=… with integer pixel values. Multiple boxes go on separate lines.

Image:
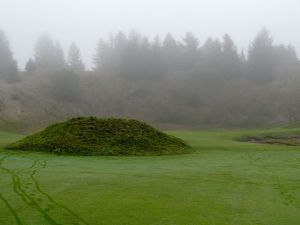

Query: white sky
left=1, top=0, right=300, bottom=69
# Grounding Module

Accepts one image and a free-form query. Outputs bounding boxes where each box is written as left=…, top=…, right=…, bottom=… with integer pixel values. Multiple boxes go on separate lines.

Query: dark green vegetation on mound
left=6, top=117, right=191, bottom=156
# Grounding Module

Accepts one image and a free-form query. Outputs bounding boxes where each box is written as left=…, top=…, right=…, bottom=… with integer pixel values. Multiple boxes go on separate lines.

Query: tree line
left=0, top=28, right=300, bottom=127
left=0, top=28, right=298, bottom=82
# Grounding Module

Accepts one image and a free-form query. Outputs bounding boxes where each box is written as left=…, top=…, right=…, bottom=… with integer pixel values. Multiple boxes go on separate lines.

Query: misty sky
left=1, top=0, right=300, bottom=69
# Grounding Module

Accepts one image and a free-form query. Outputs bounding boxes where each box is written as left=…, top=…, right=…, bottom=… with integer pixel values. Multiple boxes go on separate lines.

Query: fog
left=1, top=0, right=300, bottom=69
left=1, top=2, right=300, bottom=222
left=1, top=0, right=300, bottom=130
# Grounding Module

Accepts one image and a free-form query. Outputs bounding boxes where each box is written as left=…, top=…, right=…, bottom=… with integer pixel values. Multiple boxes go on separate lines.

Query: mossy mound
left=7, top=117, right=191, bottom=156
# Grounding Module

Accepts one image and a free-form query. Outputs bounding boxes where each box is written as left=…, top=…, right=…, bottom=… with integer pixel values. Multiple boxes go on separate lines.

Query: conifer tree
left=25, top=58, right=37, bottom=73
left=0, top=30, right=19, bottom=82
left=68, top=43, right=85, bottom=71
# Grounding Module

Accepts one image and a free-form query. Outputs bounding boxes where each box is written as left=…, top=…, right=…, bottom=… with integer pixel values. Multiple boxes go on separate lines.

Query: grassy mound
left=6, top=117, right=191, bottom=156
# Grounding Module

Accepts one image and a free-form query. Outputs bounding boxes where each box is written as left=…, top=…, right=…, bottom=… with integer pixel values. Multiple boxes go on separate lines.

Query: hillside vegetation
left=1, top=29, right=300, bottom=131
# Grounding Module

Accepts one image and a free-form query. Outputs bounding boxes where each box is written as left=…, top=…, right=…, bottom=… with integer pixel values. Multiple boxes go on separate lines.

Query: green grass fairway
left=0, top=128, right=300, bottom=225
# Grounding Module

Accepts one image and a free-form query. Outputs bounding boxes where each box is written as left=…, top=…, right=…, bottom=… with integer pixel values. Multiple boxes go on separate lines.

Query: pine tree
left=240, top=49, right=246, bottom=62
left=222, top=34, right=241, bottom=78
left=94, top=39, right=112, bottom=71
left=0, top=30, right=19, bottom=82
left=35, top=34, right=67, bottom=70
left=247, top=28, right=276, bottom=82
left=182, top=32, right=199, bottom=68
left=198, top=38, right=224, bottom=80
left=25, top=58, right=37, bottom=73
left=163, top=33, right=182, bottom=71
left=68, top=43, right=85, bottom=71
left=201, top=38, right=223, bottom=65
left=54, top=42, right=66, bottom=69
left=35, top=34, right=57, bottom=69
left=121, top=31, right=143, bottom=78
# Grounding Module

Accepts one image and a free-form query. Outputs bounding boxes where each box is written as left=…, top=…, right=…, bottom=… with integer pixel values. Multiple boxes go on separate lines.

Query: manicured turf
left=0, top=128, right=300, bottom=225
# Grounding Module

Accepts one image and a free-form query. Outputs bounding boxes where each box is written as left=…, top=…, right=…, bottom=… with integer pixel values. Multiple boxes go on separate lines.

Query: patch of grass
left=6, top=117, right=191, bottom=156
left=1, top=128, right=300, bottom=225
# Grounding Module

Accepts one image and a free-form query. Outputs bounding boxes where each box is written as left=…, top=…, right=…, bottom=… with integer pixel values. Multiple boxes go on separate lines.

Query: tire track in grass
left=29, top=160, right=90, bottom=225
left=0, top=154, right=24, bottom=225
left=246, top=151, right=300, bottom=210
left=1, top=157, right=60, bottom=225
left=0, top=192, right=23, bottom=225
left=1, top=154, right=90, bottom=225
left=3, top=155, right=90, bottom=225
left=271, top=173, right=300, bottom=209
